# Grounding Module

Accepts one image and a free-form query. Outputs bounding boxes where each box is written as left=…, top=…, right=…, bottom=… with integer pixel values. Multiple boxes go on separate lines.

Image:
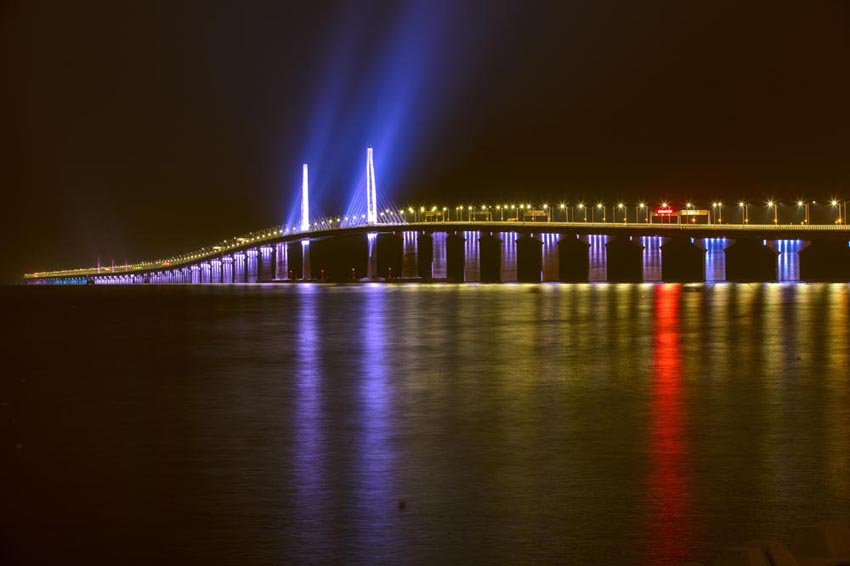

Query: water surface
left=3, top=284, right=849, bottom=565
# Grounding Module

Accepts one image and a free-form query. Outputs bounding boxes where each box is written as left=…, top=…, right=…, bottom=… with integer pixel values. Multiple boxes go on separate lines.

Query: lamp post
left=596, top=203, right=604, bottom=222
left=578, top=203, right=586, bottom=222
left=739, top=201, right=749, bottom=224
left=685, top=202, right=695, bottom=224
left=559, top=203, right=566, bottom=222
left=831, top=199, right=845, bottom=224
left=712, top=202, right=723, bottom=224
left=797, top=200, right=810, bottom=224
left=767, top=200, right=777, bottom=224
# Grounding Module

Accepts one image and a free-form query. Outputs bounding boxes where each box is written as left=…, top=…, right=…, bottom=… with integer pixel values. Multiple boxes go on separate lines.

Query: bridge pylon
left=301, top=163, right=310, bottom=279
left=366, top=147, right=377, bottom=225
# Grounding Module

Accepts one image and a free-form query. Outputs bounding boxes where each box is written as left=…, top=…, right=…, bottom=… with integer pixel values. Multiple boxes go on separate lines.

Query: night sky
left=2, top=1, right=849, bottom=282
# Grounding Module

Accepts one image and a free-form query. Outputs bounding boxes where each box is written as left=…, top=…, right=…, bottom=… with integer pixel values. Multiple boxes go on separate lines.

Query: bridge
left=24, top=148, right=850, bottom=284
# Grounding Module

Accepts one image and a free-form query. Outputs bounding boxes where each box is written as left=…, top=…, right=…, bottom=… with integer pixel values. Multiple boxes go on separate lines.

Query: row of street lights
left=396, top=200, right=848, bottom=225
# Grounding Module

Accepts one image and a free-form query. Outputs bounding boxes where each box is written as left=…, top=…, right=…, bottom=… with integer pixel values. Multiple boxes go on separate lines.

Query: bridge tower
left=301, top=163, right=310, bottom=279
left=366, top=147, right=378, bottom=225
left=366, top=148, right=378, bottom=278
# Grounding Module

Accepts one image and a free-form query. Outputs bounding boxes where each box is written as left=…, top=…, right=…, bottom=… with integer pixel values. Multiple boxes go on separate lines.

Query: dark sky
left=2, top=1, right=849, bottom=282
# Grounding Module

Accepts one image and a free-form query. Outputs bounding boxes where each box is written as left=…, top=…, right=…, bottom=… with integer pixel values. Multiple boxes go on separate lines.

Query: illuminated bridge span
left=24, top=149, right=850, bottom=284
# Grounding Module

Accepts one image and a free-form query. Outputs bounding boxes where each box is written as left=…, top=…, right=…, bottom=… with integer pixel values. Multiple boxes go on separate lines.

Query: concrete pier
left=558, top=236, right=590, bottom=282
left=606, top=236, right=644, bottom=282
left=517, top=234, right=543, bottom=283
left=259, top=246, right=274, bottom=281
left=446, top=232, right=466, bottom=282
left=417, top=232, right=434, bottom=280
left=479, top=232, right=502, bottom=283
left=661, top=237, right=706, bottom=282
left=725, top=239, right=778, bottom=282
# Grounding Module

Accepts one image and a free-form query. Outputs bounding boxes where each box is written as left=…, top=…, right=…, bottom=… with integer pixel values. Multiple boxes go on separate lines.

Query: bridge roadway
left=24, top=220, right=850, bottom=283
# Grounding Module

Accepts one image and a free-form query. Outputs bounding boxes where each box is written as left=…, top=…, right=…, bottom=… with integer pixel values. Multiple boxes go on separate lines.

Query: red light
left=656, top=208, right=675, bottom=215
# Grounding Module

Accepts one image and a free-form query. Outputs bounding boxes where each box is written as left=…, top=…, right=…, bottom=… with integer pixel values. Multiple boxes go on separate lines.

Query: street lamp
left=712, top=202, right=723, bottom=224
left=831, top=199, right=845, bottom=224
left=617, top=202, right=625, bottom=223
left=637, top=202, right=646, bottom=223
left=797, top=200, right=810, bottom=224
left=767, top=200, right=777, bottom=224
left=739, top=201, right=749, bottom=224
left=578, top=202, right=586, bottom=222
left=595, top=202, right=604, bottom=222
left=559, top=203, right=566, bottom=222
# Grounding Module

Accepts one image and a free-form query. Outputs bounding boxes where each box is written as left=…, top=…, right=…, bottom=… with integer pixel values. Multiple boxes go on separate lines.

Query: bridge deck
left=25, top=221, right=850, bottom=279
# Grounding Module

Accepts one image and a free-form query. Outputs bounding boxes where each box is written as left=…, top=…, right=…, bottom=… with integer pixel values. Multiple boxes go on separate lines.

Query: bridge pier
left=402, top=232, right=418, bottom=278
left=210, top=260, right=221, bottom=283
left=235, top=252, right=248, bottom=283
left=799, top=240, right=850, bottom=281
left=557, top=235, right=590, bottom=282
left=517, top=234, right=543, bottom=283
left=377, top=233, right=403, bottom=279
left=479, top=232, right=502, bottom=283
left=275, top=243, right=287, bottom=280
left=606, top=236, right=644, bottom=282
left=446, top=232, right=466, bottom=282
left=661, top=237, right=706, bottom=282
left=417, top=232, right=434, bottom=280
left=246, top=249, right=258, bottom=283
left=221, top=256, right=233, bottom=283
left=259, top=245, right=273, bottom=281
left=541, top=234, right=560, bottom=282
left=724, top=238, right=778, bottom=282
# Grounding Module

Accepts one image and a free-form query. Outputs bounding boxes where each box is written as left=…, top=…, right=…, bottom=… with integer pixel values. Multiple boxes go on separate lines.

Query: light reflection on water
left=6, top=284, right=850, bottom=565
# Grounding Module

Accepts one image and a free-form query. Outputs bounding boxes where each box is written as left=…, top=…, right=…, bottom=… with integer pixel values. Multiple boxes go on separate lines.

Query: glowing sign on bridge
left=656, top=207, right=675, bottom=216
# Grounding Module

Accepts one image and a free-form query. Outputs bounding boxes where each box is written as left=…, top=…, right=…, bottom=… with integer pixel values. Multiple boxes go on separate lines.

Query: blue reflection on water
left=292, top=290, right=330, bottom=555
left=356, top=288, right=399, bottom=557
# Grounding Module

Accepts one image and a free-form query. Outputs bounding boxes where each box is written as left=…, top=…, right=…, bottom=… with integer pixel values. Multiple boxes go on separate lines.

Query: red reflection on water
left=645, top=284, right=693, bottom=564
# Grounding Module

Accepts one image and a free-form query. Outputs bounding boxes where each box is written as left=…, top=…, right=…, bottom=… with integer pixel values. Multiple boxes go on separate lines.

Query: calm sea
left=3, top=284, right=849, bottom=565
